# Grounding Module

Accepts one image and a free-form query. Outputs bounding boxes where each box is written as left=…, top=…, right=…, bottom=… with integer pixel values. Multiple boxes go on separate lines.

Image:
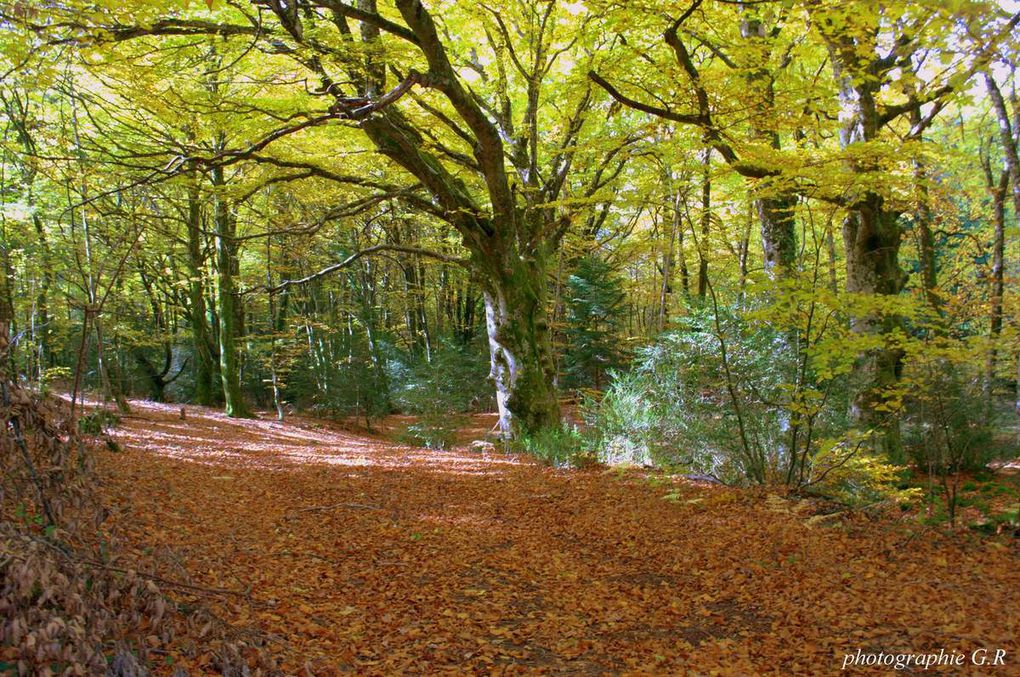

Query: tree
left=563, top=255, right=627, bottom=391
left=813, top=0, right=1016, bottom=457
left=982, top=67, right=1020, bottom=413
left=26, top=0, right=627, bottom=435
left=590, top=0, right=801, bottom=279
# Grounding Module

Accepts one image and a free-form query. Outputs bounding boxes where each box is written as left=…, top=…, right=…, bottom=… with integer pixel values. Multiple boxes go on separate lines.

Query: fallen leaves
left=93, top=401, right=1020, bottom=674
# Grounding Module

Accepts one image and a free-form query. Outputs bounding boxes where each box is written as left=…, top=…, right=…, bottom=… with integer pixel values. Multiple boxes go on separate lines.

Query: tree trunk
left=211, top=164, right=251, bottom=418
left=983, top=72, right=1020, bottom=415
left=659, top=225, right=675, bottom=331
left=0, top=240, right=15, bottom=375
left=481, top=249, right=560, bottom=436
left=31, top=213, right=52, bottom=377
left=696, top=147, right=711, bottom=299
left=824, top=28, right=909, bottom=460
left=742, top=9, right=797, bottom=281
left=93, top=315, right=130, bottom=413
left=985, top=169, right=1008, bottom=415
left=913, top=162, right=938, bottom=310
left=758, top=194, right=798, bottom=276
left=185, top=177, right=217, bottom=406
left=843, top=193, right=906, bottom=460
left=825, top=223, right=838, bottom=294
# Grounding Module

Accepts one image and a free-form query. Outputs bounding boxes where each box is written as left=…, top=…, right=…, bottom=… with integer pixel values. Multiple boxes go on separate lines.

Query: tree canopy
left=0, top=0, right=1018, bottom=454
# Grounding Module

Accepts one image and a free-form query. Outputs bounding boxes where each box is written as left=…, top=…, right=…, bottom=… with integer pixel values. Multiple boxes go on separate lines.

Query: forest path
left=98, top=401, right=1020, bottom=675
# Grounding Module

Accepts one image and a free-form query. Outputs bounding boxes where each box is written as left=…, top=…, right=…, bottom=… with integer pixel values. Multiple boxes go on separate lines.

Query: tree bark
left=696, top=147, right=711, bottom=299
left=827, top=34, right=907, bottom=460
left=758, top=194, right=798, bottom=276
left=913, top=159, right=938, bottom=310
left=984, top=167, right=1008, bottom=414
left=30, top=212, right=52, bottom=377
left=481, top=246, right=560, bottom=435
left=211, top=163, right=251, bottom=418
left=983, top=72, right=1020, bottom=415
left=842, top=194, right=907, bottom=459
left=185, top=175, right=218, bottom=406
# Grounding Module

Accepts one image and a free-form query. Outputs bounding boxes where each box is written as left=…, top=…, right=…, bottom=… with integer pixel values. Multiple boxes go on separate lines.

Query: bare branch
left=263, top=244, right=469, bottom=294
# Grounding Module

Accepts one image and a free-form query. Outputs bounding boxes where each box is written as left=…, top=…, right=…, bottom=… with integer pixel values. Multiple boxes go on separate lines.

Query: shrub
left=391, top=339, right=491, bottom=449
left=802, top=432, right=919, bottom=507
left=397, top=410, right=463, bottom=450
left=77, top=409, right=120, bottom=435
left=901, top=359, right=1018, bottom=525
left=903, top=362, right=1012, bottom=474
left=584, top=306, right=802, bottom=482
left=515, top=424, right=596, bottom=468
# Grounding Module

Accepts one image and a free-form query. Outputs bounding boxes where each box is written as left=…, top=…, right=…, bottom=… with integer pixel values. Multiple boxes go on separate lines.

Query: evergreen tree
left=563, top=256, right=627, bottom=391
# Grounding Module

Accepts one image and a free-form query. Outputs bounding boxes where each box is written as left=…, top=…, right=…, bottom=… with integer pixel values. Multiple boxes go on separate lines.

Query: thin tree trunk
left=0, top=229, right=15, bottom=375
left=983, top=72, right=1020, bottom=415
left=31, top=212, right=52, bottom=377
left=186, top=174, right=217, bottom=406
left=697, top=147, right=711, bottom=299
left=826, top=223, right=838, bottom=294
left=984, top=167, right=1008, bottom=415
left=211, top=162, right=251, bottom=418
left=659, top=208, right=676, bottom=331
left=738, top=201, right=752, bottom=300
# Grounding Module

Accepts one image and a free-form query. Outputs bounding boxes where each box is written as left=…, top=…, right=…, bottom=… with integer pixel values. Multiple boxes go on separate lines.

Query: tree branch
left=587, top=71, right=701, bottom=124
left=264, top=244, right=469, bottom=294
left=314, top=0, right=422, bottom=46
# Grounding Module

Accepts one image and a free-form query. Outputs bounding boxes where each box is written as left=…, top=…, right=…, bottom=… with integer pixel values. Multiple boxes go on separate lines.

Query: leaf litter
left=92, top=401, right=1019, bottom=674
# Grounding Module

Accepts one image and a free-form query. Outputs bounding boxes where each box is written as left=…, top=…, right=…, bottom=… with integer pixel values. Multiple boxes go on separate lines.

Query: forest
left=1, top=0, right=1019, bottom=673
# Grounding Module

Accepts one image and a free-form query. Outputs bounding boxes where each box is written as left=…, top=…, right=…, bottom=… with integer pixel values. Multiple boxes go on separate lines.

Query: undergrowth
left=0, top=334, right=281, bottom=676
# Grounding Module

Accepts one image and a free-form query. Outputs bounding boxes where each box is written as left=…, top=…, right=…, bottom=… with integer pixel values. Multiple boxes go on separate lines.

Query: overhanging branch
left=262, top=244, right=469, bottom=295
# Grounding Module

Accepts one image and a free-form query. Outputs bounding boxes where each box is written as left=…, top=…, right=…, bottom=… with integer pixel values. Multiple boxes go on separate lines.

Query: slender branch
left=588, top=71, right=700, bottom=124
left=314, top=0, right=421, bottom=46
left=263, top=244, right=468, bottom=294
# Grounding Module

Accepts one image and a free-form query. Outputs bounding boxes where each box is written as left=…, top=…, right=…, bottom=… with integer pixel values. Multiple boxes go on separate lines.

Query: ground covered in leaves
left=97, top=401, right=1020, bottom=674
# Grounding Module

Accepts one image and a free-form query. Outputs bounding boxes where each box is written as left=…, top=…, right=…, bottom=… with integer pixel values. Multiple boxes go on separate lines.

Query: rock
left=107, top=649, right=149, bottom=677
left=470, top=440, right=496, bottom=454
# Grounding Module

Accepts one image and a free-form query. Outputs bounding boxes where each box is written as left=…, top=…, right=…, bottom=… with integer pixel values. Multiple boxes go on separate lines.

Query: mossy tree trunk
left=823, top=19, right=911, bottom=461
left=480, top=244, right=560, bottom=435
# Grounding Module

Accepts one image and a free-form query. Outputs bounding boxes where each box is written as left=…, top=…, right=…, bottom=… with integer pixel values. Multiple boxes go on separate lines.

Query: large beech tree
left=3, top=0, right=1018, bottom=449
left=30, top=0, right=614, bottom=434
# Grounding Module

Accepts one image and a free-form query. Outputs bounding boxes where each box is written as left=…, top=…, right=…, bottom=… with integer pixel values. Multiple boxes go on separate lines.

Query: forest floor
left=96, top=400, right=1020, bottom=675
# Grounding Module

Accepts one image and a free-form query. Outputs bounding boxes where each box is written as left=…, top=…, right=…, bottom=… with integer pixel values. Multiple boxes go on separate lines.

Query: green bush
left=391, top=339, right=490, bottom=449
left=77, top=409, right=120, bottom=435
left=902, top=364, right=1015, bottom=474
left=515, top=424, right=595, bottom=468
left=398, top=415, right=461, bottom=450
left=583, top=306, right=805, bottom=482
